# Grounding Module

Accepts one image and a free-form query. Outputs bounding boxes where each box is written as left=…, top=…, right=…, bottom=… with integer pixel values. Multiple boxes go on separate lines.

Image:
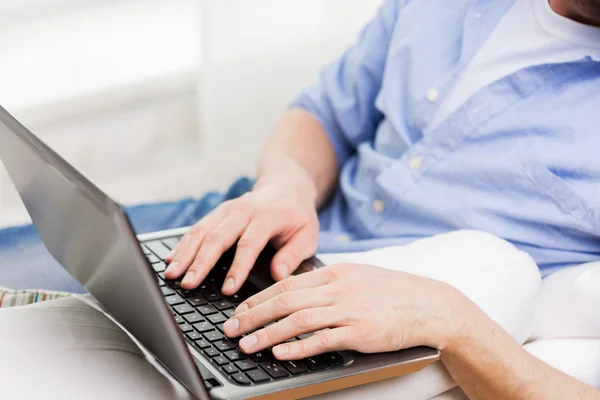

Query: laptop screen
left=0, top=106, right=208, bottom=399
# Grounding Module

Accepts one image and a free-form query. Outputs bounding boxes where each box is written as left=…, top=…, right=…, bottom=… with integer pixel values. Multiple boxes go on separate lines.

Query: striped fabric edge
left=0, top=286, right=72, bottom=308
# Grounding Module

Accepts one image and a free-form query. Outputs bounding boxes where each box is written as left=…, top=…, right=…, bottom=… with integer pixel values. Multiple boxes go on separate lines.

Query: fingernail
left=235, top=303, right=248, bottom=315
left=165, top=261, right=179, bottom=275
left=182, top=271, right=195, bottom=285
left=223, top=318, right=239, bottom=335
left=240, top=335, right=257, bottom=351
left=222, top=277, right=235, bottom=293
left=273, top=345, right=289, bottom=357
left=278, top=264, right=289, bottom=279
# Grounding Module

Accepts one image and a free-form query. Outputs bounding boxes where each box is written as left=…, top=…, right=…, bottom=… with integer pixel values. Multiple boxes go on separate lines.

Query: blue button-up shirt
left=291, top=0, right=600, bottom=276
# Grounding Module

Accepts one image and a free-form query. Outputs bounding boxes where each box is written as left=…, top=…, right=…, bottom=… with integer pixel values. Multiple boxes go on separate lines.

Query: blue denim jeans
left=0, top=178, right=254, bottom=293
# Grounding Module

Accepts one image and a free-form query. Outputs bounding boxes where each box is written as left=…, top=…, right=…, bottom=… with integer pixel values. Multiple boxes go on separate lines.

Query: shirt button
left=409, top=155, right=424, bottom=169
left=336, top=234, right=350, bottom=243
left=373, top=199, right=385, bottom=213
left=426, top=89, right=439, bottom=102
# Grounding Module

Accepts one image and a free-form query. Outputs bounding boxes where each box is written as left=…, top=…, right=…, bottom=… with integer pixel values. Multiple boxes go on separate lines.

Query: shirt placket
left=367, top=61, right=581, bottom=231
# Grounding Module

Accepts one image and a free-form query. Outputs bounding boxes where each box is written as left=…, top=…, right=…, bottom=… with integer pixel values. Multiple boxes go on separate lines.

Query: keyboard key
left=142, top=245, right=151, bottom=255
left=165, top=294, right=184, bottom=306
left=194, top=339, right=211, bottom=349
left=231, top=373, right=251, bottom=385
left=304, top=357, right=327, bottom=371
left=187, top=296, right=208, bottom=307
left=214, top=299, right=234, bottom=310
left=166, top=280, right=182, bottom=289
left=213, top=340, right=236, bottom=352
left=183, top=313, right=204, bottom=324
left=186, top=331, right=203, bottom=341
left=146, top=253, right=160, bottom=264
left=160, top=286, right=175, bottom=297
left=145, top=241, right=171, bottom=259
left=297, top=333, right=314, bottom=340
left=320, top=352, right=344, bottom=367
left=207, top=313, right=227, bottom=325
left=213, top=356, right=229, bottom=366
left=221, top=364, right=238, bottom=375
left=215, top=323, right=225, bottom=333
left=197, top=283, right=211, bottom=292
left=235, top=359, right=258, bottom=371
left=152, top=261, right=167, bottom=272
left=174, top=303, right=194, bottom=315
left=223, top=309, right=236, bottom=319
left=162, top=237, right=180, bottom=249
left=174, top=315, right=185, bottom=324
left=204, top=347, right=220, bottom=358
left=246, top=368, right=270, bottom=383
left=197, top=304, right=218, bottom=315
left=205, top=290, right=223, bottom=302
left=259, top=361, right=290, bottom=379
left=224, top=349, right=247, bottom=362
left=227, top=292, right=244, bottom=303
left=282, top=360, right=309, bottom=375
left=179, top=323, right=193, bottom=333
left=250, top=351, right=270, bottom=362
left=193, top=322, right=214, bottom=333
left=204, top=331, right=225, bottom=342
left=179, top=289, right=200, bottom=298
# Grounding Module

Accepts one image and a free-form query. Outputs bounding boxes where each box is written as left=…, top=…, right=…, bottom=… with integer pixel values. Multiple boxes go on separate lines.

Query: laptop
left=0, top=105, right=439, bottom=399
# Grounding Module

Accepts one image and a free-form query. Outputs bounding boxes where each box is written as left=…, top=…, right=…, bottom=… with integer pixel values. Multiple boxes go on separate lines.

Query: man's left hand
left=222, top=263, right=467, bottom=360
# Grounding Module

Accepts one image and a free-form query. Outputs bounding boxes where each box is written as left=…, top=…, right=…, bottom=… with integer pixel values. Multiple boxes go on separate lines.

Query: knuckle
left=204, top=232, right=226, bottom=250
left=262, top=326, right=276, bottom=343
left=317, top=331, right=331, bottom=349
left=274, top=292, right=294, bottom=310
left=240, top=310, right=257, bottom=328
left=276, top=277, right=294, bottom=294
left=294, top=339, right=307, bottom=356
left=189, top=224, right=208, bottom=239
left=321, top=267, right=338, bottom=282
left=232, top=199, right=254, bottom=216
left=292, top=310, right=313, bottom=330
left=237, top=237, right=259, bottom=251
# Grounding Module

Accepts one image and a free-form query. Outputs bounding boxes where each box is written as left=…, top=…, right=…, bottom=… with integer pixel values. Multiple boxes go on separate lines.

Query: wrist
left=425, top=283, right=483, bottom=353
left=256, top=159, right=319, bottom=207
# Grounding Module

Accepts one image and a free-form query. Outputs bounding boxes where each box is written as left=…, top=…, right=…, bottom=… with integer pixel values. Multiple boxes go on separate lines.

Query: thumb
left=271, top=227, right=318, bottom=281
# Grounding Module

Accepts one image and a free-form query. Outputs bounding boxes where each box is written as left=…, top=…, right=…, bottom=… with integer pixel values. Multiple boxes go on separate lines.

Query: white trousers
left=1, top=230, right=599, bottom=400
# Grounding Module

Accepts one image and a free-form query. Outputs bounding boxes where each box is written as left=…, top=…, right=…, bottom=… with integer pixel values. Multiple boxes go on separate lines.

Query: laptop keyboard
left=142, top=236, right=345, bottom=387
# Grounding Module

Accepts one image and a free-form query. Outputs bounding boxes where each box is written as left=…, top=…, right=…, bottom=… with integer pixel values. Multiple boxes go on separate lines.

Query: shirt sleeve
left=290, top=0, right=401, bottom=167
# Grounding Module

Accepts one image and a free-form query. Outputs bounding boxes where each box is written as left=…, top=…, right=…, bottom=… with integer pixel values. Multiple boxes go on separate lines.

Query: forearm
left=257, top=108, right=339, bottom=208
left=441, top=294, right=600, bottom=399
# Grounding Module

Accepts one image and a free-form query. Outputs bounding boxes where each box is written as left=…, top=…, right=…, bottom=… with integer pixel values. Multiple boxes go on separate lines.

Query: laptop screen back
left=0, top=106, right=208, bottom=399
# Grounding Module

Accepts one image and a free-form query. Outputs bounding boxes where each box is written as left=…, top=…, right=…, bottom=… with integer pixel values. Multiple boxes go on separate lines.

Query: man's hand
left=164, top=165, right=320, bottom=295
left=222, top=263, right=465, bottom=360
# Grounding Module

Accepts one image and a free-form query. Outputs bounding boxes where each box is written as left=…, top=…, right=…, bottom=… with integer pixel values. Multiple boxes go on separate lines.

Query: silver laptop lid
left=0, top=106, right=208, bottom=399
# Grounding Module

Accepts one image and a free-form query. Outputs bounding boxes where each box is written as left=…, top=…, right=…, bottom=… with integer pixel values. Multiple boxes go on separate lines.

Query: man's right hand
left=164, top=165, right=320, bottom=295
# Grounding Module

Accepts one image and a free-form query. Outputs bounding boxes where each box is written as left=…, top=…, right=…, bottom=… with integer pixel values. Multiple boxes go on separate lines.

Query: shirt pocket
left=512, top=147, right=598, bottom=234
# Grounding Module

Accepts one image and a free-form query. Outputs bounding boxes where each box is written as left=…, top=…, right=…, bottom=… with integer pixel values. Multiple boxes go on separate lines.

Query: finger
left=181, top=213, right=250, bottom=289
left=164, top=205, right=229, bottom=278
left=221, top=220, right=277, bottom=295
left=235, top=268, right=335, bottom=314
left=236, top=307, right=342, bottom=354
left=272, top=327, right=356, bottom=360
left=223, top=288, right=332, bottom=338
left=271, top=227, right=318, bottom=281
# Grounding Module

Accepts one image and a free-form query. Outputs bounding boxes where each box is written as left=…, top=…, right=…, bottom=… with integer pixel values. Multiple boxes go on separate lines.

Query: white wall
left=199, top=0, right=380, bottom=184
left=0, top=0, right=380, bottom=227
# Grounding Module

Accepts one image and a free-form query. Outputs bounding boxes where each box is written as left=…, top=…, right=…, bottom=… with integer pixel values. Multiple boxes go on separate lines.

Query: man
left=162, top=0, right=600, bottom=398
